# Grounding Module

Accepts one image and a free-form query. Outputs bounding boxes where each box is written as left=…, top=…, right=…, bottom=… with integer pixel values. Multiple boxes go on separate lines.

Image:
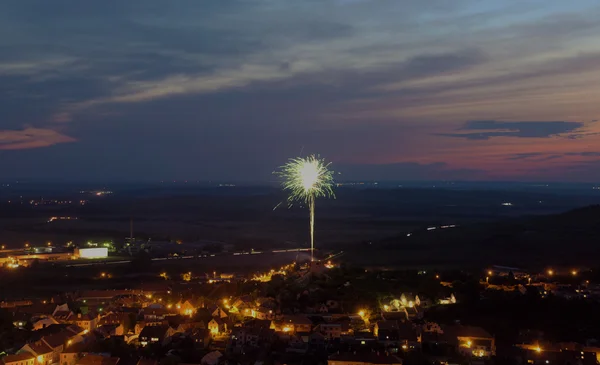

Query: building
left=211, top=306, right=228, bottom=319
left=272, top=315, right=313, bottom=334
left=19, top=342, right=53, bottom=365
left=328, top=352, right=403, bottom=365
left=230, top=327, right=274, bottom=350
left=315, top=323, right=342, bottom=339
left=400, top=294, right=420, bottom=308
left=251, top=307, right=274, bottom=321
left=139, top=325, right=175, bottom=346
left=76, top=355, right=120, bottom=365
left=188, top=328, right=211, bottom=348
left=176, top=300, right=196, bottom=317
left=447, top=325, right=496, bottom=358
left=208, top=318, right=228, bottom=335
left=1, top=353, right=35, bottom=365
left=60, top=342, right=87, bottom=365
left=75, top=313, right=98, bottom=332
left=42, top=331, right=74, bottom=364
left=142, top=308, right=171, bottom=322
left=74, top=248, right=108, bottom=259
left=33, top=317, right=59, bottom=331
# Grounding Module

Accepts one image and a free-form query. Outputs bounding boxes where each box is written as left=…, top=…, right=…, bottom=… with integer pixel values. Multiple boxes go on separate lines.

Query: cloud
left=1, top=1, right=600, bottom=181
left=505, top=151, right=600, bottom=163
left=0, top=128, right=75, bottom=150
left=439, top=121, right=585, bottom=140
left=565, top=151, right=600, bottom=157
left=507, top=152, right=546, bottom=160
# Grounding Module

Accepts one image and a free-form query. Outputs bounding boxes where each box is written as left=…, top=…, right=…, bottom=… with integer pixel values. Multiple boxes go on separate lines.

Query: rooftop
left=1, top=353, right=35, bottom=364
left=329, top=352, right=402, bottom=364
left=77, top=355, right=120, bottom=365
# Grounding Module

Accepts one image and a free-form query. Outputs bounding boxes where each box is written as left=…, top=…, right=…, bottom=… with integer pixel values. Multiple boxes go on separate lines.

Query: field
left=2, top=183, right=600, bottom=269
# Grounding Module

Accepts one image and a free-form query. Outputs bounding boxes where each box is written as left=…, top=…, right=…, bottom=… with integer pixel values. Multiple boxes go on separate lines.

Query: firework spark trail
left=275, top=155, right=335, bottom=261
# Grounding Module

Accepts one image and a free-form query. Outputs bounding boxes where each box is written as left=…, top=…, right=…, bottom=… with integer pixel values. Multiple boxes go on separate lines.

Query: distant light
left=547, top=269, right=554, bottom=276
left=571, top=270, right=578, bottom=276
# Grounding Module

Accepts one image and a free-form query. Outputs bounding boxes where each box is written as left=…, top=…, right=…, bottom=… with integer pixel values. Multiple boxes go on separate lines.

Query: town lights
left=535, top=346, right=542, bottom=353
left=571, top=270, right=578, bottom=276
left=547, top=269, right=554, bottom=276
left=358, top=310, right=365, bottom=317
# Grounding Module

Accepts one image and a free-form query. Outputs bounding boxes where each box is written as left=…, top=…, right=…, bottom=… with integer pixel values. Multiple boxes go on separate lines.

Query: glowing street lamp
left=547, top=269, right=554, bottom=276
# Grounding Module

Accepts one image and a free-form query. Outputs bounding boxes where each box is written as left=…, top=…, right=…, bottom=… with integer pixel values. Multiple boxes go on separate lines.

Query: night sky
left=1, top=1, right=600, bottom=182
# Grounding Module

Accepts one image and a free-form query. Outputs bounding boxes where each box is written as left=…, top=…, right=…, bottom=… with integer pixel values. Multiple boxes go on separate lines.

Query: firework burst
left=275, top=155, right=335, bottom=261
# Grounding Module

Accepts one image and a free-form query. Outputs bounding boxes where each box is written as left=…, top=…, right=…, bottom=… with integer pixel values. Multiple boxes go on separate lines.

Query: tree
left=123, top=313, right=137, bottom=334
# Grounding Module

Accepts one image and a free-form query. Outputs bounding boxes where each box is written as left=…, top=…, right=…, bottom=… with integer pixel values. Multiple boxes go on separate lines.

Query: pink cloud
left=0, top=128, right=76, bottom=150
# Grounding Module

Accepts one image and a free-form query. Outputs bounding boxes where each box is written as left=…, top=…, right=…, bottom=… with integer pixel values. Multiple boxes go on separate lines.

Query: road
left=65, top=248, right=312, bottom=267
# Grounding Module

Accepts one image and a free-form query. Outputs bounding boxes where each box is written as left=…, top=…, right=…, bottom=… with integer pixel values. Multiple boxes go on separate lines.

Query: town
left=2, top=257, right=600, bottom=365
